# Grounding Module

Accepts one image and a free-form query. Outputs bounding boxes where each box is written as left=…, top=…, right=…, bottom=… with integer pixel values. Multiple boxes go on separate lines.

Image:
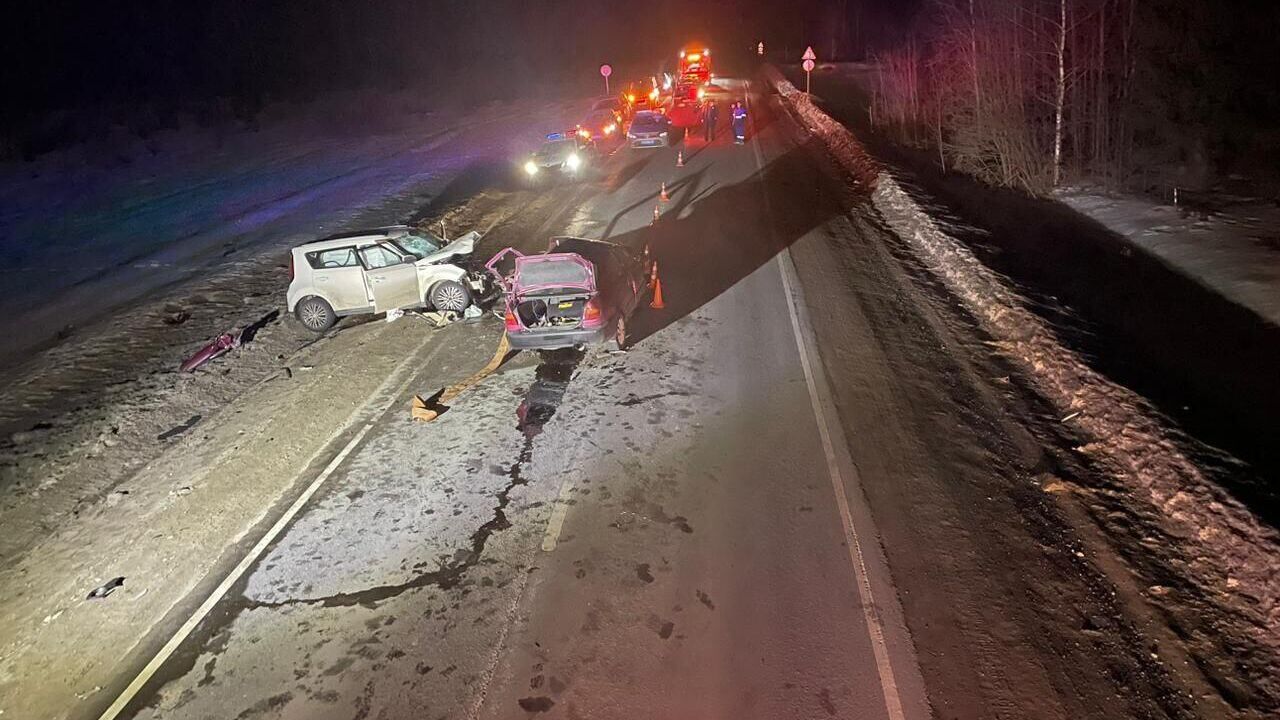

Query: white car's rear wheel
left=429, top=280, right=471, bottom=313
left=296, top=297, right=336, bottom=332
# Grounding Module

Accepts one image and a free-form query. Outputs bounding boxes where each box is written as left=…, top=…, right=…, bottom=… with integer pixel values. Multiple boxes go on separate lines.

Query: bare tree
left=1052, top=0, right=1067, bottom=186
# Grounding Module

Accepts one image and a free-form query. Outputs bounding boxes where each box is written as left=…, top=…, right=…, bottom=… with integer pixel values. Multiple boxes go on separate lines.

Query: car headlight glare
left=566, top=153, right=582, bottom=170
left=524, top=161, right=539, bottom=176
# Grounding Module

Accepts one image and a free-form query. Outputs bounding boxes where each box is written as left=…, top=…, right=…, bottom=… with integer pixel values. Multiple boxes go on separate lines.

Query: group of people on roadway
left=701, top=99, right=748, bottom=144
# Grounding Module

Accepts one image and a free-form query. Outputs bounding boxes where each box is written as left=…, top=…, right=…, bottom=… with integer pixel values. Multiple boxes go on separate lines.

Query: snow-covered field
left=1058, top=187, right=1280, bottom=327
left=0, top=92, right=568, bottom=371
left=766, top=65, right=1280, bottom=706
left=0, top=92, right=585, bottom=562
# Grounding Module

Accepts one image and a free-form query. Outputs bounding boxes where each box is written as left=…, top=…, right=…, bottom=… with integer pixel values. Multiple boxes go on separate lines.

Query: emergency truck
left=678, top=46, right=712, bottom=86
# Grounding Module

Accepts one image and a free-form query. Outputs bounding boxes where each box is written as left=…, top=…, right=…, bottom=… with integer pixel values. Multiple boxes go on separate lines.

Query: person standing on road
left=732, top=101, right=747, bottom=144
left=704, top=101, right=719, bottom=142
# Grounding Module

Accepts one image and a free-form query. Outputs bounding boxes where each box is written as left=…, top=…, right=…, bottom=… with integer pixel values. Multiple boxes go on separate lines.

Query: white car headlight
left=524, top=160, right=539, bottom=176
left=659, top=131, right=668, bottom=137
left=566, top=153, right=582, bottom=170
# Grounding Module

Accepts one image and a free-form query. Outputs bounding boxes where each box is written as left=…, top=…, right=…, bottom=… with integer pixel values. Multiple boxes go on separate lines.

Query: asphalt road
left=73, top=75, right=1227, bottom=720
left=75, top=78, right=922, bottom=720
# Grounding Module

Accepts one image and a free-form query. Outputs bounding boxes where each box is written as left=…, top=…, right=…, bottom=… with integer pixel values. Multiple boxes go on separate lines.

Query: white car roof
left=293, top=226, right=411, bottom=253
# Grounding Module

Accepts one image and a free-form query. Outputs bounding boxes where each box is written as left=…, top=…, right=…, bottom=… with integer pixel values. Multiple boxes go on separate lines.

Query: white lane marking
left=96, top=423, right=373, bottom=720
left=748, top=79, right=907, bottom=720
left=98, top=328, right=446, bottom=720
left=540, top=479, right=576, bottom=552
left=777, top=252, right=907, bottom=720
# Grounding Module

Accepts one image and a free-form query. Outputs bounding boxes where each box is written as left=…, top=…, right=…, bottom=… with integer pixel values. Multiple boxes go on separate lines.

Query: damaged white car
left=286, top=225, right=484, bottom=332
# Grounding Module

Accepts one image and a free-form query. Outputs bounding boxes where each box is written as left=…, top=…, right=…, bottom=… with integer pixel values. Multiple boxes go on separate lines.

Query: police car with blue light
left=522, top=132, right=597, bottom=183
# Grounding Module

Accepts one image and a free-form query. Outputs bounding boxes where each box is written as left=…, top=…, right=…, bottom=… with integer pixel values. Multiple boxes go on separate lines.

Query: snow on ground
left=0, top=92, right=586, bottom=565
left=1058, top=188, right=1280, bottom=327
left=0, top=91, right=567, bottom=370
left=766, top=65, right=1280, bottom=703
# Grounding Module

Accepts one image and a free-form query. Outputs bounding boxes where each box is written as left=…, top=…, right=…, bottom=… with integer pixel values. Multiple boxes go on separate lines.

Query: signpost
left=801, top=46, right=817, bottom=95
left=600, top=63, right=612, bottom=95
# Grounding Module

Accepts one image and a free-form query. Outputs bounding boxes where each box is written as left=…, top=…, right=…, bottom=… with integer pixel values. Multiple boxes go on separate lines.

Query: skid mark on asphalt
left=243, top=348, right=584, bottom=609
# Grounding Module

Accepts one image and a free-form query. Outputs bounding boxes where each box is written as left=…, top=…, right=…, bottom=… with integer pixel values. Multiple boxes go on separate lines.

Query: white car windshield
left=395, top=233, right=444, bottom=258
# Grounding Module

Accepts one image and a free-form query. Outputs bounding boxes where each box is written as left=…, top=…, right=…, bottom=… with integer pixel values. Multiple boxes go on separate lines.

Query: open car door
left=360, top=244, right=422, bottom=312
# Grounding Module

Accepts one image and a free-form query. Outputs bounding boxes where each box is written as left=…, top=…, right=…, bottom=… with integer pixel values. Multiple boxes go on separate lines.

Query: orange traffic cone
left=660, top=182, right=670, bottom=202
left=650, top=264, right=665, bottom=310
left=676, top=151, right=685, bottom=167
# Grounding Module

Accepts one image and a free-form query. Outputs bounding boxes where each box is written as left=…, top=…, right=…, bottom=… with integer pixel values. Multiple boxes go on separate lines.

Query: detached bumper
left=506, top=326, right=605, bottom=350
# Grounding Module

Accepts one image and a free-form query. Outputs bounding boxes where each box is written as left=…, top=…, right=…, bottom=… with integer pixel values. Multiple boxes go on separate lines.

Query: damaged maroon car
left=487, top=237, right=654, bottom=351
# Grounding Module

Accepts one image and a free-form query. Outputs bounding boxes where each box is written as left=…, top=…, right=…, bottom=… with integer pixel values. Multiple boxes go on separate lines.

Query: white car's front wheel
left=429, top=280, right=471, bottom=313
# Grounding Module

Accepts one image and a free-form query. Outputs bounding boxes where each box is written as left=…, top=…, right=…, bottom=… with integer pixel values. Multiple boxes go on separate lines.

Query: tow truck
left=678, top=46, right=713, bottom=86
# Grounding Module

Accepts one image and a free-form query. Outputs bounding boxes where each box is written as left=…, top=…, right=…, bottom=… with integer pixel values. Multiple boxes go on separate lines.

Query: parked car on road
left=578, top=109, right=622, bottom=144
left=287, top=226, right=483, bottom=332
left=627, top=111, right=671, bottom=148
left=487, top=237, right=654, bottom=351
left=522, top=132, right=596, bottom=182
left=591, top=95, right=625, bottom=118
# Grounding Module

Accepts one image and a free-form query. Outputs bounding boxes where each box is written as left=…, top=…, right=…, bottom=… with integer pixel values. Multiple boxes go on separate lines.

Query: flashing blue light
left=545, top=132, right=565, bottom=141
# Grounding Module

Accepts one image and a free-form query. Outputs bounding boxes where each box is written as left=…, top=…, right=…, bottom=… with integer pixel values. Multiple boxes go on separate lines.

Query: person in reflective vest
left=731, top=102, right=747, bottom=144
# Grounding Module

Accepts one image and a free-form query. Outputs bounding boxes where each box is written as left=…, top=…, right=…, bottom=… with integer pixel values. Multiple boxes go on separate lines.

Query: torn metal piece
left=86, top=577, right=125, bottom=600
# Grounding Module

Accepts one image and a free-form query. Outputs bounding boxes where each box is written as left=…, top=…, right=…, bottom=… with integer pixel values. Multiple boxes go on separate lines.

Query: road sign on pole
left=600, top=64, right=612, bottom=95
left=801, top=48, right=817, bottom=94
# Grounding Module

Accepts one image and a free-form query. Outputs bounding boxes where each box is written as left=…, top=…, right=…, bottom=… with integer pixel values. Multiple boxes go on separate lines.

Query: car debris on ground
left=180, top=333, right=240, bottom=373
left=86, top=577, right=125, bottom=600
left=411, top=334, right=512, bottom=422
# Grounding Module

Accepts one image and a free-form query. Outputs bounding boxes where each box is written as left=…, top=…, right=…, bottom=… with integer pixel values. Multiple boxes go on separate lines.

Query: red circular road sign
left=802, top=59, right=816, bottom=72
left=600, top=64, right=613, bottom=78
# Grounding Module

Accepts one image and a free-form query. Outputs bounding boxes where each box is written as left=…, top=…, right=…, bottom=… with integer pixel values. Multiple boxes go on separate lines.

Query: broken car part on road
left=412, top=333, right=513, bottom=423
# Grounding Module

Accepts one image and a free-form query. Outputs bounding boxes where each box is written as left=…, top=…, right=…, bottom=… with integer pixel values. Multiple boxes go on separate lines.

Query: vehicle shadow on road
left=599, top=167, right=711, bottom=241
left=613, top=137, right=849, bottom=346
left=605, top=156, right=655, bottom=194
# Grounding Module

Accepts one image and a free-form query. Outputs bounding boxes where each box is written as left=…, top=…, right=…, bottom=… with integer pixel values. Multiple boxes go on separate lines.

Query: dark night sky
left=17, top=0, right=1274, bottom=182
left=2, top=0, right=918, bottom=145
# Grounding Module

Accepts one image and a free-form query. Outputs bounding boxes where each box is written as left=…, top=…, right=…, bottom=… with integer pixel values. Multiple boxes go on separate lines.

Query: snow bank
left=767, top=65, right=1280, bottom=686
left=1058, top=188, right=1280, bottom=327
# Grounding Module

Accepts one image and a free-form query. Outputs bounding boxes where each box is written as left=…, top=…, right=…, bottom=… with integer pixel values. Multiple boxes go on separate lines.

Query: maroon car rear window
left=516, top=259, right=591, bottom=288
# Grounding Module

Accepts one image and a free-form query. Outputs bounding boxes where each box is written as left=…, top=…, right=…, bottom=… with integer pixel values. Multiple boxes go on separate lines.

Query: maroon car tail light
left=504, top=307, right=521, bottom=332
left=582, top=297, right=603, bottom=327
